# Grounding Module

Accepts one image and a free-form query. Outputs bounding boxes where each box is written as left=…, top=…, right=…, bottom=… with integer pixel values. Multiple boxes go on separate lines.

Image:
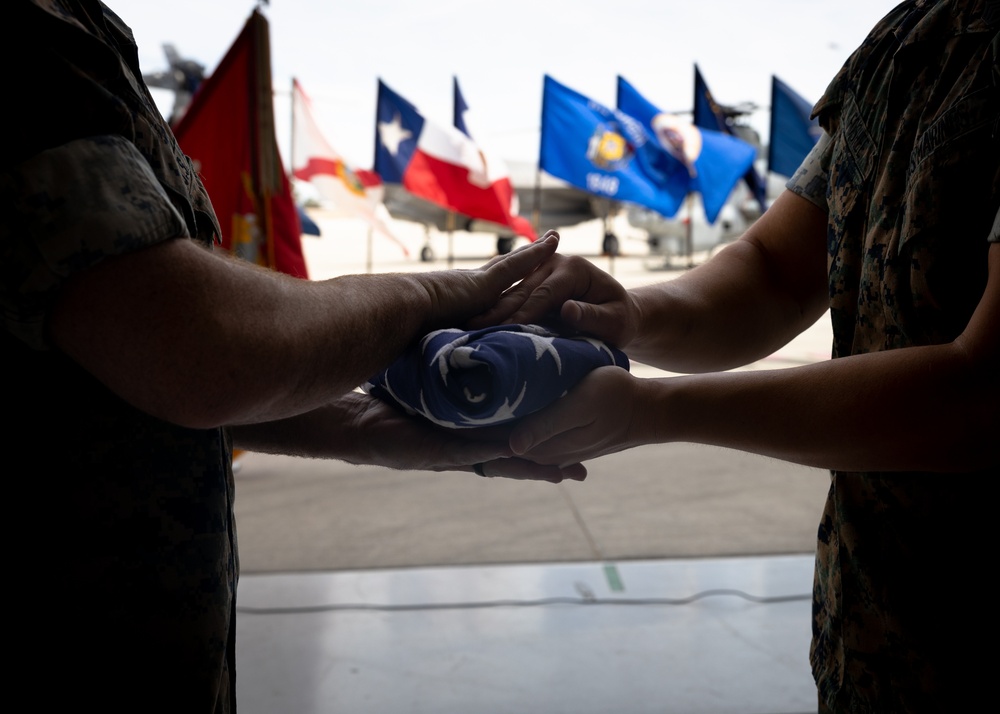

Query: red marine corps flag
left=173, top=8, right=308, bottom=278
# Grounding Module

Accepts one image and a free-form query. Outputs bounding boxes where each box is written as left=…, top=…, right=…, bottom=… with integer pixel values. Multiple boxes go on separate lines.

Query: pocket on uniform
left=899, top=85, right=1000, bottom=253
left=826, top=92, right=876, bottom=251
left=827, top=92, right=876, bottom=217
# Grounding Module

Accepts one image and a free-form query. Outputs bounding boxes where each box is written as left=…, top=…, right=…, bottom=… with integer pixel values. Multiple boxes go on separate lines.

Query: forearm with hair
left=49, top=240, right=438, bottom=429
left=626, top=238, right=825, bottom=372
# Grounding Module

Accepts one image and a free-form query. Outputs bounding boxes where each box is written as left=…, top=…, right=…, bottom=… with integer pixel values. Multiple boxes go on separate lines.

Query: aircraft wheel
left=420, top=245, right=434, bottom=262
left=602, top=233, right=620, bottom=256
left=497, top=236, right=515, bottom=255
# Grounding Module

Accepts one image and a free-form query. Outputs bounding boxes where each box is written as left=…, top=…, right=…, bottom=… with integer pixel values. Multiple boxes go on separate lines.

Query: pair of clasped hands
left=369, top=229, right=645, bottom=484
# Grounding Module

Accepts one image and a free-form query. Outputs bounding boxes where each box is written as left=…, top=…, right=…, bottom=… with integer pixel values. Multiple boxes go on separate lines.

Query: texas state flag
left=374, top=79, right=536, bottom=240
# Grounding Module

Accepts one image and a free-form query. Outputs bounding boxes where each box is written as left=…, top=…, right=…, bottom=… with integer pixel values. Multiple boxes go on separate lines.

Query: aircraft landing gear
left=420, top=225, right=435, bottom=262
left=602, top=232, right=620, bottom=257
left=497, top=236, right=515, bottom=255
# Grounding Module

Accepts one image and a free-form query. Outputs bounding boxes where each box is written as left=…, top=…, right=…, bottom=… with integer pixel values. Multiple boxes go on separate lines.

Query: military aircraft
left=382, top=159, right=621, bottom=260
left=624, top=104, right=784, bottom=267
left=384, top=98, right=778, bottom=263
left=142, top=43, right=207, bottom=126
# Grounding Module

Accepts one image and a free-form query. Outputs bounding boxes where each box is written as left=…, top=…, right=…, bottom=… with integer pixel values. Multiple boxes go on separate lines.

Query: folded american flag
left=363, top=324, right=630, bottom=428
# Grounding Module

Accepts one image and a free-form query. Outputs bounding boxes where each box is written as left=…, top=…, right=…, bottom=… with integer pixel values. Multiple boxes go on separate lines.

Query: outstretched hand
left=352, top=394, right=588, bottom=482
left=233, top=391, right=588, bottom=484
left=466, top=251, right=639, bottom=349
left=505, top=366, right=650, bottom=465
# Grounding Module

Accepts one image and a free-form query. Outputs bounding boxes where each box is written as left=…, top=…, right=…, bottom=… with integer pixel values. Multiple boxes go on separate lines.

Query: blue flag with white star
left=363, top=324, right=630, bottom=428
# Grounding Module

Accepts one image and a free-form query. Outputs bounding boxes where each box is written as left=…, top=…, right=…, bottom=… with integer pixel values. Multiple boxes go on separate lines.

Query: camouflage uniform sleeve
left=989, top=206, right=1000, bottom=243
left=0, top=134, right=190, bottom=351
left=784, top=131, right=832, bottom=211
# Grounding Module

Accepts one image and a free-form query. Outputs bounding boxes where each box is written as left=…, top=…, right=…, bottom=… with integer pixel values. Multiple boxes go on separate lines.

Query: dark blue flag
left=693, top=65, right=769, bottom=213
left=364, top=324, right=629, bottom=428
left=617, top=75, right=756, bottom=225
left=296, top=205, right=321, bottom=236
left=453, top=75, right=471, bottom=137
left=693, top=64, right=727, bottom=133
left=539, top=74, right=691, bottom=220
left=768, top=75, right=821, bottom=178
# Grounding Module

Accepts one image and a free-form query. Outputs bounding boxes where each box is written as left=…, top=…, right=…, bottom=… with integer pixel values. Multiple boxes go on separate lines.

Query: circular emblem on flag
left=586, top=125, right=634, bottom=171
left=650, top=113, right=702, bottom=177
left=335, top=161, right=367, bottom=197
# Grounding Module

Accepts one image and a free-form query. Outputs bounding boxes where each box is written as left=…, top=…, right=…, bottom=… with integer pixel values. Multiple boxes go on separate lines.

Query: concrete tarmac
left=234, top=213, right=834, bottom=575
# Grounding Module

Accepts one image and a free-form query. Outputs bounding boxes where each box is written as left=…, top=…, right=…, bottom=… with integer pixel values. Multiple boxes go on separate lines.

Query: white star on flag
left=378, top=113, right=412, bottom=155
left=363, top=324, right=629, bottom=428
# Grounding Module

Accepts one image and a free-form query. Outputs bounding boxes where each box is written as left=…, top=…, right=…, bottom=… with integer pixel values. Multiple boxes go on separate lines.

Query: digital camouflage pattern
left=2, top=2, right=235, bottom=711
left=2, top=2, right=221, bottom=349
left=787, top=1, right=999, bottom=711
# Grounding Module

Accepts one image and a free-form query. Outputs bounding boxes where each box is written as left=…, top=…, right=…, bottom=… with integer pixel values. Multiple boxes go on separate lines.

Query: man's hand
left=232, top=391, right=588, bottom=484
left=414, top=229, right=564, bottom=333
left=466, top=251, right=639, bottom=349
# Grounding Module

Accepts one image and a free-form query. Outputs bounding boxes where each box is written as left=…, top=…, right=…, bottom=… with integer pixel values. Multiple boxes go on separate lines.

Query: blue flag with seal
left=539, top=74, right=691, bottom=220
left=768, top=75, right=821, bottom=178
left=616, top=75, right=757, bottom=225
left=693, top=64, right=769, bottom=213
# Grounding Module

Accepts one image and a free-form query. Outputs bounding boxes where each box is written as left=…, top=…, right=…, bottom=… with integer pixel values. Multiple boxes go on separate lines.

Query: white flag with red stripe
left=291, top=79, right=408, bottom=255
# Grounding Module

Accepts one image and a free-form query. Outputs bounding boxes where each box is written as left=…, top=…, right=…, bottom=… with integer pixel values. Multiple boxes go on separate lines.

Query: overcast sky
left=110, top=0, right=901, bottom=169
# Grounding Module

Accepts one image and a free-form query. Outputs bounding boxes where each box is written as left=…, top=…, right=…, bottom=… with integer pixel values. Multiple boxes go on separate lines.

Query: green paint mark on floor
left=604, top=563, right=624, bottom=592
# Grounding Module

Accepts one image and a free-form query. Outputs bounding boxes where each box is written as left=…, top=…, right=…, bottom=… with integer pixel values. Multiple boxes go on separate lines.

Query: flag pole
left=289, top=76, right=296, bottom=182
left=446, top=210, right=455, bottom=268
left=534, top=90, right=543, bottom=237
left=366, top=226, right=373, bottom=274
left=288, top=76, right=301, bottom=272
left=604, top=207, right=615, bottom=277
left=532, top=166, right=542, bottom=236
left=685, top=192, right=695, bottom=268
